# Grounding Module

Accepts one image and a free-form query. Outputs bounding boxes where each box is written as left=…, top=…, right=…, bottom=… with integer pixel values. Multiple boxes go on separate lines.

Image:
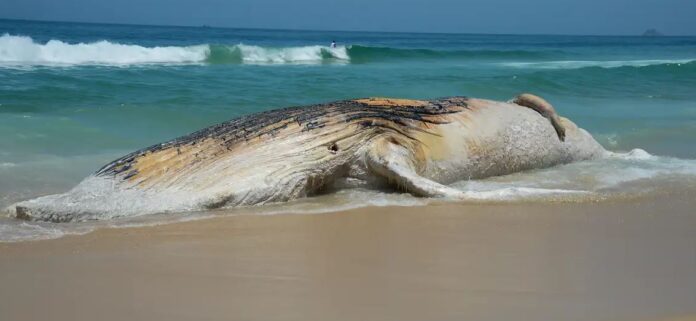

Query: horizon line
left=1, top=17, right=693, bottom=38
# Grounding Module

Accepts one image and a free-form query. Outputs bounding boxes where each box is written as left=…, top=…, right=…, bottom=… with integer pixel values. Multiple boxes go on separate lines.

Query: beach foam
left=453, top=149, right=696, bottom=198
left=0, top=219, right=82, bottom=242
left=0, top=162, right=17, bottom=168
left=3, top=149, right=696, bottom=242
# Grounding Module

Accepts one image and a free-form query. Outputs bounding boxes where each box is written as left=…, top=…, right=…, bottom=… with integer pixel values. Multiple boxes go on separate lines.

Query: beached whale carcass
left=8, top=94, right=606, bottom=222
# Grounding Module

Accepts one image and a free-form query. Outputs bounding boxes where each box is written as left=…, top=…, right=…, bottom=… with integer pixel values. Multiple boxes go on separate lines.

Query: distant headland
left=642, top=29, right=664, bottom=37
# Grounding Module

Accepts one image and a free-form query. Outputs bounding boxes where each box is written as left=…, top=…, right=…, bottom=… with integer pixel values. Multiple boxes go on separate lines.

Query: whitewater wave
left=0, top=34, right=350, bottom=66
left=205, top=44, right=349, bottom=64
left=0, top=34, right=209, bottom=65
left=500, top=59, right=696, bottom=69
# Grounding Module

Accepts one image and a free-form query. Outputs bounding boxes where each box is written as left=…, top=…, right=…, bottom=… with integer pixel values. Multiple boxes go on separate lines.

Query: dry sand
left=1, top=194, right=695, bottom=321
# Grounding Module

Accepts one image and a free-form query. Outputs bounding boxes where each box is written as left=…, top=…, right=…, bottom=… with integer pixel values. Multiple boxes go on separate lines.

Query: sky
left=1, top=0, right=695, bottom=35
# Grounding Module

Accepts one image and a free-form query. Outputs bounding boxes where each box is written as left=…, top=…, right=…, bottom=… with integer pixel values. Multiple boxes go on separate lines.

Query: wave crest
left=207, top=44, right=349, bottom=64
left=0, top=34, right=209, bottom=65
left=0, top=34, right=351, bottom=66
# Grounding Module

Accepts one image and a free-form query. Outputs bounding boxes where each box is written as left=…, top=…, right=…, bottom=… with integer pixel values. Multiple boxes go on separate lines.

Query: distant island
left=642, top=29, right=664, bottom=37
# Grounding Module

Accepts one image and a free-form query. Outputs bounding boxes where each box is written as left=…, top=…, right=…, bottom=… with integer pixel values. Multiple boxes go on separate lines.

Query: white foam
left=255, top=189, right=428, bottom=215
left=607, top=148, right=655, bottom=160
left=232, top=44, right=349, bottom=64
left=500, top=59, right=695, bottom=69
left=0, top=162, right=17, bottom=169
left=0, top=220, right=72, bottom=242
left=462, top=187, right=589, bottom=200
left=452, top=149, right=696, bottom=196
left=0, top=34, right=209, bottom=66
left=594, top=150, right=696, bottom=188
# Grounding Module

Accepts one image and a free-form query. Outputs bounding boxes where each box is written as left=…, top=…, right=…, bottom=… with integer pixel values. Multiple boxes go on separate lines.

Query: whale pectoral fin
left=366, top=138, right=464, bottom=198
left=510, top=93, right=566, bottom=141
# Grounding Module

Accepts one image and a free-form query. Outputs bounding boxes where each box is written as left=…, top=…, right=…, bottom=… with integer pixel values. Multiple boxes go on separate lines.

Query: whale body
left=8, top=94, right=605, bottom=222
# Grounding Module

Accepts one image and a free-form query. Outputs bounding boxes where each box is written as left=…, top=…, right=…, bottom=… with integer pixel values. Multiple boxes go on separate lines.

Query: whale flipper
left=366, top=137, right=464, bottom=198
left=510, top=93, right=566, bottom=142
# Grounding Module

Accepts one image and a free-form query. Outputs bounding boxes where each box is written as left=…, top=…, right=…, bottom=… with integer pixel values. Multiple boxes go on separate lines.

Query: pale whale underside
left=10, top=95, right=606, bottom=222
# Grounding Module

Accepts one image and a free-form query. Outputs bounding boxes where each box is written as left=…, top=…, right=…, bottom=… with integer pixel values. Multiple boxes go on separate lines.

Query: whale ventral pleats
left=95, top=97, right=469, bottom=180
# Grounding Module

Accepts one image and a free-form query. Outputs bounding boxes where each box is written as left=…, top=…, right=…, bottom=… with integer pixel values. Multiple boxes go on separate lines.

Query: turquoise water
left=1, top=19, right=696, bottom=240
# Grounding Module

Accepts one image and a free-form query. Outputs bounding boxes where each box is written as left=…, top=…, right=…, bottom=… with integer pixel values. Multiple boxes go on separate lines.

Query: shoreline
left=2, top=193, right=695, bottom=321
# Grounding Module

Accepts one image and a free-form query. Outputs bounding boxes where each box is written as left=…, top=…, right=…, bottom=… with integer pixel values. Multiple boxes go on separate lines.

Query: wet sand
left=1, top=194, right=695, bottom=321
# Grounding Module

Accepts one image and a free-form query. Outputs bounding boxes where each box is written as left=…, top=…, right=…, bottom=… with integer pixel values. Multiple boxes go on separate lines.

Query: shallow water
left=1, top=19, right=696, bottom=241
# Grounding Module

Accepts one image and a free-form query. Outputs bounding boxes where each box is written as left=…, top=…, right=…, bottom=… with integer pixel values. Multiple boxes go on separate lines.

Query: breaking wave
left=207, top=44, right=349, bottom=64
left=0, top=34, right=209, bottom=65
left=0, top=34, right=348, bottom=66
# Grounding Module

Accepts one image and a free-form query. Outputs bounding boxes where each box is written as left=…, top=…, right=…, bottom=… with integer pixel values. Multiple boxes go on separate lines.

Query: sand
left=1, top=194, right=695, bottom=321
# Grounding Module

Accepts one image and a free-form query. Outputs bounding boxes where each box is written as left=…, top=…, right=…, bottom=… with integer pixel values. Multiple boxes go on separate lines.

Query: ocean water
left=1, top=19, right=696, bottom=241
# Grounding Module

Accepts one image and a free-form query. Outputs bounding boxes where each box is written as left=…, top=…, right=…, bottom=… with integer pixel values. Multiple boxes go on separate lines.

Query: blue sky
left=1, top=0, right=695, bottom=35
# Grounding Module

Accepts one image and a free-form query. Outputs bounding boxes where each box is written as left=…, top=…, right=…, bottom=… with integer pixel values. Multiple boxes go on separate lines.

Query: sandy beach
left=1, top=192, right=695, bottom=321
